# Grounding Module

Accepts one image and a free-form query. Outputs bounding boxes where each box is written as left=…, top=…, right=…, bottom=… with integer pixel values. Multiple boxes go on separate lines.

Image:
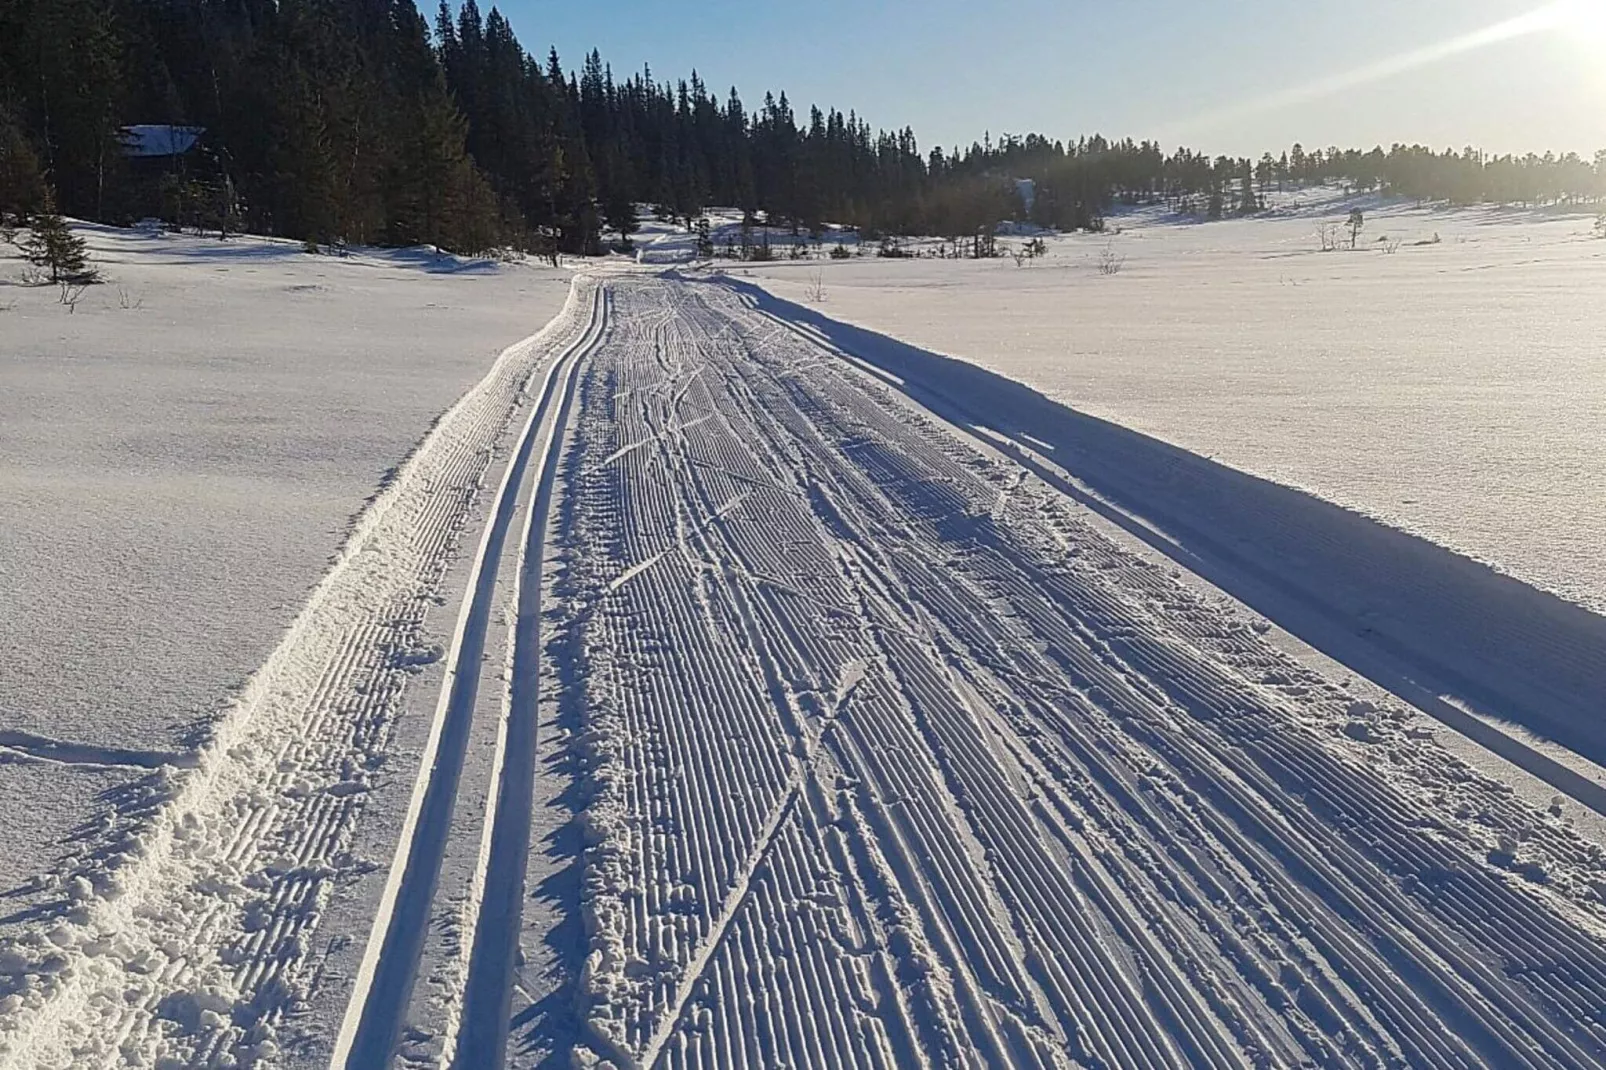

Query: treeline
left=959, top=135, right=1606, bottom=231
left=2, top=0, right=1604, bottom=254
left=0, top=0, right=927, bottom=253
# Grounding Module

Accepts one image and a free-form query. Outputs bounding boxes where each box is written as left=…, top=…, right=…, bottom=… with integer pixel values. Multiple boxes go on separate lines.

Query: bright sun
left=1554, top=0, right=1606, bottom=45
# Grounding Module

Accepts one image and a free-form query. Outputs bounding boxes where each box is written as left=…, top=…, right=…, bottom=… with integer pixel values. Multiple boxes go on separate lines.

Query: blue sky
left=491, top=0, right=1605, bottom=158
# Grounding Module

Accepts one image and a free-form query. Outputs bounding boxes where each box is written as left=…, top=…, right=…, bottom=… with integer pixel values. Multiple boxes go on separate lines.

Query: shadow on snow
left=708, top=274, right=1606, bottom=813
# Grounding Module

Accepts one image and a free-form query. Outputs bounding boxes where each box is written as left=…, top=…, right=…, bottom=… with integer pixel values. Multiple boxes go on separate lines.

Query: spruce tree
left=22, top=193, right=95, bottom=282
left=603, top=192, right=640, bottom=252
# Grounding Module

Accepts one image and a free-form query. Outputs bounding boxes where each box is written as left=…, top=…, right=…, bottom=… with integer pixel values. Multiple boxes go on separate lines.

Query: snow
left=0, top=224, right=570, bottom=894
left=0, top=258, right=592, bottom=1067
left=120, top=125, right=204, bottom=158
left=5, top=200, right=1606, bottom=1069
left=737, top=189, right=1606, bottom=617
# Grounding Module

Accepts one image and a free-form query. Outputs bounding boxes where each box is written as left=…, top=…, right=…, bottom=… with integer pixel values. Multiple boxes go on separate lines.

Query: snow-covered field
left=4, top=202, right=1606, bottom=1070
left=0, top=226, right=570, bottom=893
left=738, top=190, right=1606, bottom=617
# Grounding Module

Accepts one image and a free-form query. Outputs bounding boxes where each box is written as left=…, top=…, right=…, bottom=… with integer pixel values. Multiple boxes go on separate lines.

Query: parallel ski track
left=332, top=284, right=606, bottom=1069
left=542, top=275, right=1606, bottom=1070
left=447, top=283, right=596, bottom=1069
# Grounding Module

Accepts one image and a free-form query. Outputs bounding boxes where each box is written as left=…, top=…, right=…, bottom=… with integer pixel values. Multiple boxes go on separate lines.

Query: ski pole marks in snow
left=549, top=275, right=1606, bottom=1070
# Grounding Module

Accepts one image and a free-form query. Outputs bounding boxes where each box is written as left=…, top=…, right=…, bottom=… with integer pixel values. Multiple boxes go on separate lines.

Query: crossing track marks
left=0, top=279, right=600, bottom=1070
left=540, top=275, right=1606, bottom=1070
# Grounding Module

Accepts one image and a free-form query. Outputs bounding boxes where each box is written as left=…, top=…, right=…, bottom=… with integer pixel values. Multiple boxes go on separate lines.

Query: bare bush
left=1317, top=222, right=1342, bottom=252
left=1594, top=214, right=1606, bottom=239
left=805, top=270, right=826, bottom=303
left=117, top=286, right=144, bottom=310
left=58, top=280, right=89, bottom=312
left=1097, top=241, right=1126, bottom=275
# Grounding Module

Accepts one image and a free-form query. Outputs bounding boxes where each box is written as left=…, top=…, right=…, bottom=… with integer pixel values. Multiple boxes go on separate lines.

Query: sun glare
left=1565, top=0, right=1606, bottom=43
left=1543, top=0, right=1606, bottom=46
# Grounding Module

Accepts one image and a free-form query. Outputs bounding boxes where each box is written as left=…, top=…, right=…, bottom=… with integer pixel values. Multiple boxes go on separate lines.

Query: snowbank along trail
left=545, top=274, right=1606, bottom=1069
left=0, top=278, right=601, bottom=1068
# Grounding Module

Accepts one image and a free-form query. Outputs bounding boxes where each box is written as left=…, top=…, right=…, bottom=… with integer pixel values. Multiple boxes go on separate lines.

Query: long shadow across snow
left=711, top=276, right=1606, bottom=811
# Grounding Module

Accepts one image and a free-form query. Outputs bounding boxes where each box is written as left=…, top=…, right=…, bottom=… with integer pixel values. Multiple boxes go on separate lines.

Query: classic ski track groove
left=333, top=284, right=606, bottom=1069
left=546, top=275, right=1606, bottom=1070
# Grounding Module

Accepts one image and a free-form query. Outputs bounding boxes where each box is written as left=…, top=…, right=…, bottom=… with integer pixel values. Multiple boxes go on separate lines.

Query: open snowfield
left=4, top=260, right=1606, bottom=1068
left=736, top=190, right=1606, bottom=617
left=0, top=226, right=570, bottom=891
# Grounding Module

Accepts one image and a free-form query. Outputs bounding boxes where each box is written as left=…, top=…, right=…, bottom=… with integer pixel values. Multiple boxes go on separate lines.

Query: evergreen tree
left=603, top=191, right=639, bottom=251
left=22, top=193, right=95, bottom=282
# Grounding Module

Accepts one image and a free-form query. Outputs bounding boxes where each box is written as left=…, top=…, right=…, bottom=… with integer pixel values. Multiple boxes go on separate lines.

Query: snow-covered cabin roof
left=120, top=125, right=205, bottom=158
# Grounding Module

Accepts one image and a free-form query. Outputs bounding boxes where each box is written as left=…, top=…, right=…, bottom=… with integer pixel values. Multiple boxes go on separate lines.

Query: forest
left=3, top=0, right=1605, bottom=255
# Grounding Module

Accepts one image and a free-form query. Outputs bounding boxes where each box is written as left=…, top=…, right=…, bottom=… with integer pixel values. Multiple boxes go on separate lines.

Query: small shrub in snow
left=805, top=271, right=826, bottom=303
left=1097, top=241, right=1125, bottom=275
left=1346, top=208, right=1365, bottom=250
left=1594, top=214, right=1606, bottom=239
left=57, top=279, right=89, bottom=312
left=829, top=243, right=851, bottom=260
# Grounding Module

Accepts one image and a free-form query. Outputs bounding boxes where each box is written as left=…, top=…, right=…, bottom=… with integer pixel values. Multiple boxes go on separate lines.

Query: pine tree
left=603, top=191, right=639, bottom=251
left=22, top=193, right=96, bottom=282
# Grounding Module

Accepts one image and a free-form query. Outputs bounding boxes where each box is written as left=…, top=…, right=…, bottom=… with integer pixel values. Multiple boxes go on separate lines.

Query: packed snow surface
left=0, top=225, right=569, bottom=890
left=4, top=221, right=1606, bottom=1069
left=740, top=190, right=1606, bottom=616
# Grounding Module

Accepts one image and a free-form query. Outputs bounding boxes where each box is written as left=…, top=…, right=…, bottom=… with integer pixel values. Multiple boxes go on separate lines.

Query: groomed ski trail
left=538, top=275, right=1606, bottom=1070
